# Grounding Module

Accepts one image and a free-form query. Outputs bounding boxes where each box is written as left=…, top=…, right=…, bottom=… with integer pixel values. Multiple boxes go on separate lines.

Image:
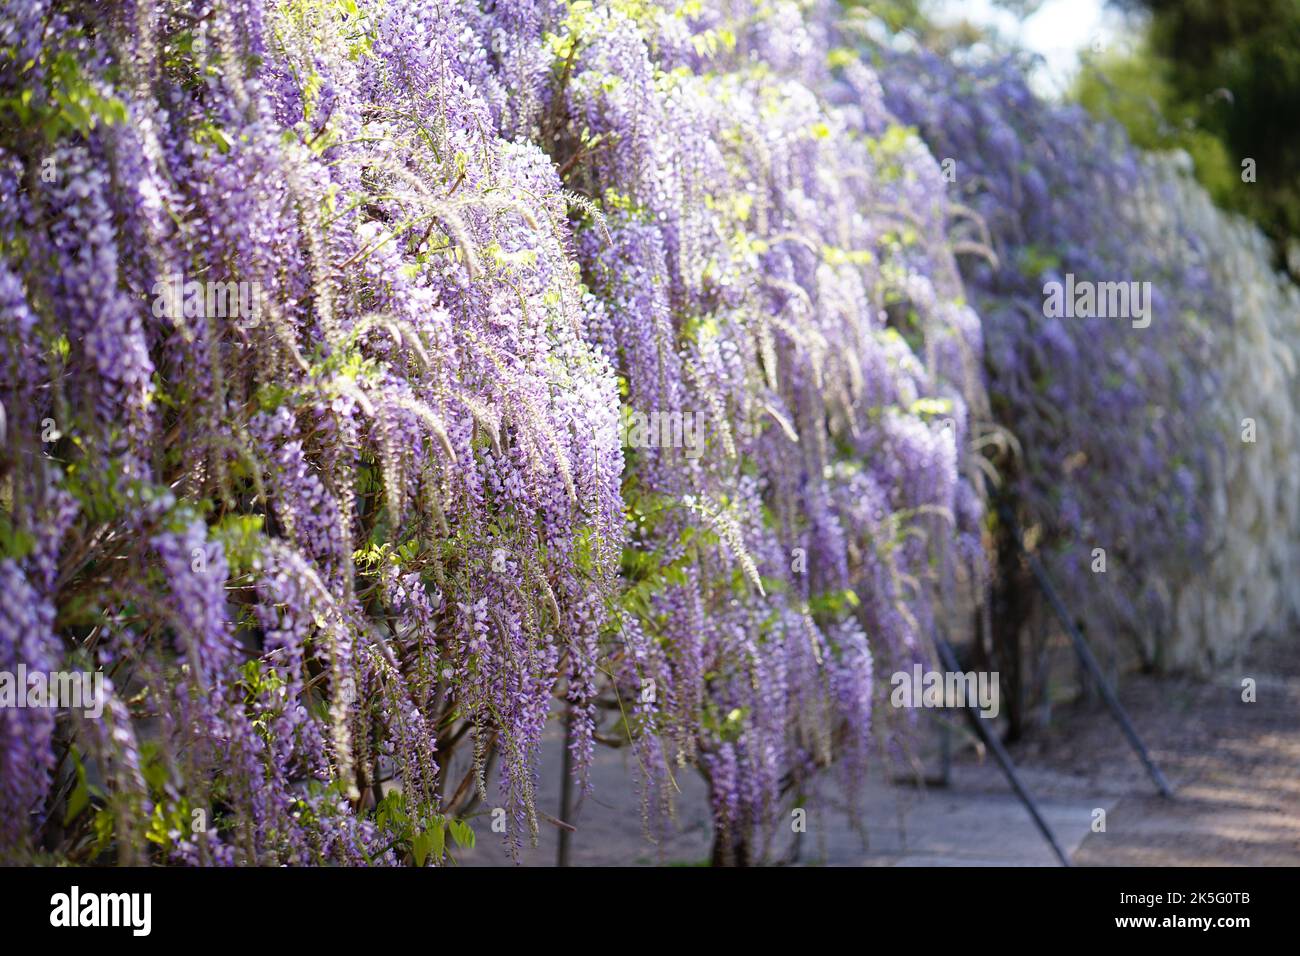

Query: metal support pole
left=998, top=504, right=1174, bottom=798
left=557, top=706, right=575, bottom=867
left=935, top=634, right=1072, bottom=867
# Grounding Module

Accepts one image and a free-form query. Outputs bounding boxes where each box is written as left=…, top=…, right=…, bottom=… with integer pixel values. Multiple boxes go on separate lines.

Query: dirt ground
left=456, top=631, right=1300, bottom=866
left=998, top=630, right=1300, bottom=865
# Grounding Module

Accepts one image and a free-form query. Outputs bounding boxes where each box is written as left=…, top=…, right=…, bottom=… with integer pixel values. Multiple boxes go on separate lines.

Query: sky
left=928, top=0, right=1135, bottom=97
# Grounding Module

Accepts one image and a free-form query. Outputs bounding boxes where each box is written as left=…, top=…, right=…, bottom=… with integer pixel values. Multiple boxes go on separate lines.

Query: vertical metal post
left=996, top=503, right=1174, bottom=798
left=935, top=634, right=1072, bottom=867
left=557, top=705, right=574, bottom=867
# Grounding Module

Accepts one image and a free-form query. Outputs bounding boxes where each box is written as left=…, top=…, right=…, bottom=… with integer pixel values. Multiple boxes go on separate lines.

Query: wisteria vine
left=1, top=0, right=1295, bottom=866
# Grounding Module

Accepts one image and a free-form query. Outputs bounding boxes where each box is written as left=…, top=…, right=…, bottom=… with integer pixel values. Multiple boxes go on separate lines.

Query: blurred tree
left=841, top=0, right=926, bottom=34
left=1083, top=0, right=1300, bottom=263
left=1074, top=39, right=1241, bottom=220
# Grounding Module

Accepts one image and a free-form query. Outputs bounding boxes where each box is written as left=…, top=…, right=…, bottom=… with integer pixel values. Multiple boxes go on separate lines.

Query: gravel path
left=454, top=632, right=1300, bottom=866
left=1012, top=632, right=1300, bottom=866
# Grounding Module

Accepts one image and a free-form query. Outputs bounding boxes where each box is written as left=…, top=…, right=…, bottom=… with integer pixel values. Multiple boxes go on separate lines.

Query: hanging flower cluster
left=1, top=0, right=625, bottom=863
left=873, top=35, right=1300, bottom=672
left=869, top=43, right=1229, bottom=658
left=2, top=0, right=1295, bottom=867
left=533, top=0, right=987, bottom=859
left=0, top=0, right=986, bottom=864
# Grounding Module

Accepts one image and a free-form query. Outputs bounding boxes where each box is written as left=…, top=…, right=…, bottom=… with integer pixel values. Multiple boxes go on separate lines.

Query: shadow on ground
left=453, top=633, right=1300, bottom=866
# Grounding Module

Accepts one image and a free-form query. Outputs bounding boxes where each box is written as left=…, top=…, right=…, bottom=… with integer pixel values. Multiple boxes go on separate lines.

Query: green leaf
left=412, top=824, right=444, bottom=866
left=64, top=759, right=90, bottom=826
left=93, top=808, right=115, bottom=852
left=411, top=830, right=432, bottom=866
left=448, top=819, right=475, bottom=849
